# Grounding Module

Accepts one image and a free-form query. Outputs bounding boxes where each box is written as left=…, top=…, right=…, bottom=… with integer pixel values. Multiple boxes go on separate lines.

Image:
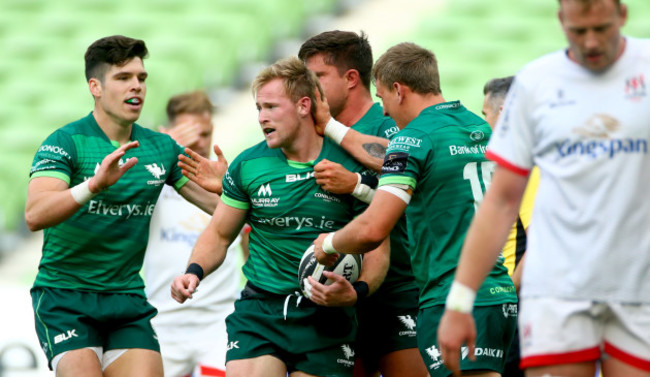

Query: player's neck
left=282, top=124, right=324, bottom=163
left=336, top=94, right=374, bottom=127
left=92, top=107, right=134, bottom=145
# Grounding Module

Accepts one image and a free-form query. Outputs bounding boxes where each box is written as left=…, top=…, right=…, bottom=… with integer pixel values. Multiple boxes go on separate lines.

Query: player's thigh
left=355, top=288, right=420, bottom=373
left=31, top=288, right=104, bottom=369
left=602, top=356, right=650, bottom=377
left=417, top=304, right=516, bottom=377
left=519, top=297, right=603, bottom=370
left=377, top=348, right=428, bottom=377
left=226, top=354, right=287, bottom=377
left=103, top=348, right=163, bottom=377
left=56, top=348, right=103, bottom=377
left=602, top=302, right=650, bottom=375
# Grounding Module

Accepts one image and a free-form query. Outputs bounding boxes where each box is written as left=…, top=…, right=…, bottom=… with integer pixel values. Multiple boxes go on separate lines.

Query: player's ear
left=346, top=69, right=360, bottom=89
left=89, top=78, right=102, bottom=98
left=297, top=96, right=311, bottom=117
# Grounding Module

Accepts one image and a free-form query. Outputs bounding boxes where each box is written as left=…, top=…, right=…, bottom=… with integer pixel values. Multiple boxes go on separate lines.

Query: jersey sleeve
left=486, top=76, right=535, bottom=175
left=29, top=130, right=77, bottom=184
left=165, top=137, right=190, bottom=190
left=220, top=155, right=250, bottom=210
left=377, top=130, right=430, bottom=190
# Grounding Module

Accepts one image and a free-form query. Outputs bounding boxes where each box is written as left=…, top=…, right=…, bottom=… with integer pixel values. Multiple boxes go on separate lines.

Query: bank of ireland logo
left=397, top=315, right=417, bottom=337
left=469, top=130, right=485, bottom=142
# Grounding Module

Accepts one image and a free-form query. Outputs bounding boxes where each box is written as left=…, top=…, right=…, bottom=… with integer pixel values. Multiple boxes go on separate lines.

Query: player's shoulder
left=516, top=49, right=567, bottom=85
left=626, top=37, right=650, bottom=60
left=230, top=140, right=281, bottom=167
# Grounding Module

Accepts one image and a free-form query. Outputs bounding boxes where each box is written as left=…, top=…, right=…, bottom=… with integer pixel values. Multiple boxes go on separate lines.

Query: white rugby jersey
left=144, top=185, right=242, bottom=326
left=487, top=37, right=650, bottom=303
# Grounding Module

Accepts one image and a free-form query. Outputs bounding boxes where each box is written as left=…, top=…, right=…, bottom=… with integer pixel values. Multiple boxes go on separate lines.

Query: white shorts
left=519, top=297, right=650, bottom=371
left=155, top=320, right=228, bottom=377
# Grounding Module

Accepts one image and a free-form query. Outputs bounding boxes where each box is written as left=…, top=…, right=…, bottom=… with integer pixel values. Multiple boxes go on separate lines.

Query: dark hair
left=372, top=42, right=441, bottom=95
left=166, top=91, right=215, bottom=124
left=84, top=35, right=148, bottom=82
left=483, top=76, right=514, bottom=97
left=483, top=76, right=514, bottom=113
left=298, top=30, right=373, bottom=90
left=558, top=0, right=622, bottom=12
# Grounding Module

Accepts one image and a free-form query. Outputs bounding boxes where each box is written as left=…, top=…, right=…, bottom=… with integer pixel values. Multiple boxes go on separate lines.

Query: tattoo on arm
left=363, top=143, right=386, bottom=159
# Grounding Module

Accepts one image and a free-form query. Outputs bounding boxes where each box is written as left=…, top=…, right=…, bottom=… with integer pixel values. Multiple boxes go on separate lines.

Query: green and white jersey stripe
left=379, top=101, right=516, bottom=308
left=222, top=138, right=369, bottom=295
left=30, top=112, right=188, bottom=296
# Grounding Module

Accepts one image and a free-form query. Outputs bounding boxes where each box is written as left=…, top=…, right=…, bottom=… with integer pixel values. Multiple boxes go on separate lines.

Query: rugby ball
left=298, top=244, right=362, bottom=297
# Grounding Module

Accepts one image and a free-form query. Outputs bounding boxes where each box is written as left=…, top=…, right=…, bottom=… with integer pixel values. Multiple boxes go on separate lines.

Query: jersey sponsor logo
left=381, top=152, right=409, bottom=174
left=469, top=130, right=486, bottom=142
left=160, top=228, right=199, bottom=248
left=30, top=159, right=57, bottom=174
left=474, top=347, right=504, bottom=359
left=489, top=285, right=516, bottom=295
left=625, top=73, right=646, bottom=101
left=286, top=171, right=314, bottom=182
left=256, top=215, right=336, bottom=230
left=225, top=171, right=235, bottom=188
left=502, top=303, right=517, bottom=318
left=434, top=102, right=460, bottom=110
left=314, top=192, right=341, bottom=203
left=145, top=163, right=166, bottom=185
left=258, top=183, right=272, bottom=196
left=252, top=183, right=280, bottom=207
left=388, top=136, right=422, bottom=152
left=549, top=89, right=576, bottom=108
left=337, top=344, right=355, bottom=367
left=556, top=114, right=648, bottom=159
left=449, top=144, right=487, bottom=156
left=54, top=329, right=78, bottom=344
left=37, top=145, right=72, bottom=160
left=87, top=200, right=156, bottom=218
left=397, top=315, right=417, bottom=337
left=384, top=126, right=399, bottom=139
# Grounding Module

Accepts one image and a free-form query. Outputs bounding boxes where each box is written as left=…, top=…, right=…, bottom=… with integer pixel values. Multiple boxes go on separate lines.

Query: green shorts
left=356, top=287, right=419, bottom=369
left=31, top=287, right=159, bottom=369
left=225, top=282, right=357, bottom=377
left=417, top=303, right=517, bottom=377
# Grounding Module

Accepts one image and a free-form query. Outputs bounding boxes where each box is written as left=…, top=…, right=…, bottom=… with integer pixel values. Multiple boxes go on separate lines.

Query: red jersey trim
left=520, top=347, right=601, bottom=368
left=485, top=150, right=530, bottom=177
left=605, top=342, right=650, bottom=372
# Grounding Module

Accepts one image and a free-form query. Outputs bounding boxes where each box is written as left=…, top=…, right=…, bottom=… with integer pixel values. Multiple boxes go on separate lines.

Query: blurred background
left=1, top=0, right=649, bottom=375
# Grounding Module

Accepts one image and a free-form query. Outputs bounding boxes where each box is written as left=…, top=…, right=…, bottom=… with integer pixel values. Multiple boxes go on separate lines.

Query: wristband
left=445, top=281, right=476, bottom=313
left=322, top=232, right=338, bottom=254
left=185, top=263, right=204, bottom=281
left=70, top=180, right=98, bottom=205
left=360, top=173, right=378, bottom=189
left=324, top=118, right=349, bottom=145
left=352, top=281, right=369, bottom=303
left=352, top=173, right=375, bottom=204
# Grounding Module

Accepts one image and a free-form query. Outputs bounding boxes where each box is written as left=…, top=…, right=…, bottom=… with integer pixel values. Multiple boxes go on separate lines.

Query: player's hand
left=314, top=159, right=358, bottom=194
left=312, top=88, right=332, bottom=136
left=304, top=271, right=357, bottom=307
left=437, top=309, right=477, bottom=376
left=160, top=121, right=200, bottom=149
left=313, top=233, right=339, bottom=267
left=89, top=140, right=139, bottom=192
left=179, top=144, right=228, bottom=195
left=171, top=274, right=201, bottom=303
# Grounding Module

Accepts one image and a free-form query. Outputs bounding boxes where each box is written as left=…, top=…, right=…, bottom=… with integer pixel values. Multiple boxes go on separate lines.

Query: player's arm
left=305, top=237, right=390, bottom=307
left=312, top=89, right=387, bottom=173
left=437, top=166, right=528, bottom=375
left=25, top=141, right=139, bottom=231
left=171, top=202, right=247, bottom=303
left=313, top=187, right=409, bottom=266
left=177, top=179, right=220, bottom=215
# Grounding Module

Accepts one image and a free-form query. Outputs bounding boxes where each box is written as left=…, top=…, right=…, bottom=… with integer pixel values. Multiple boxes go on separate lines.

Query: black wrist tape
left=185, top=263, right=204, bottom=281
left=352, top=281, right=369, bottom=303
left=360, top=174, right=378, bottom=189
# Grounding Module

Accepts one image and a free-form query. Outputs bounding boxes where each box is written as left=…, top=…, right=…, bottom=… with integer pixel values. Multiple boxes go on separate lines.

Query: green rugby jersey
left=29, top=112, right=188, bottom=295
left=378, top=101, right=516, bottom=308
left=352, top=103, right=416, bottom=295
left=221, top=138, right=369, bottom=295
